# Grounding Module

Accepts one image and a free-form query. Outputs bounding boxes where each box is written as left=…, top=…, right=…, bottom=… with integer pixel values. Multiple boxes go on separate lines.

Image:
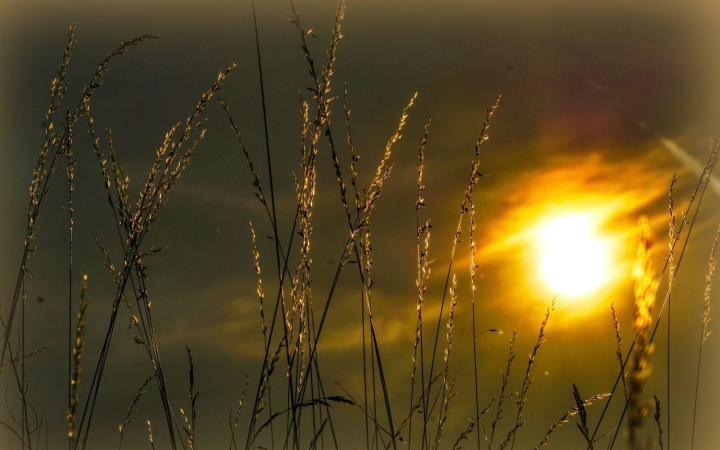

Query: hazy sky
left=2, top=1, right=720, bottom=449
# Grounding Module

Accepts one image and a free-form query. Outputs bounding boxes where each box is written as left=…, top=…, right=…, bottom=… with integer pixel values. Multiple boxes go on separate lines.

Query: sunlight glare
left=538, top=214, right=609, bottom=297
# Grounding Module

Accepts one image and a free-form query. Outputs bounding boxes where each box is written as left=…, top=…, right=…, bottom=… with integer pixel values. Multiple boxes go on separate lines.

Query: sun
left=537, top=214, right=610, bottom=297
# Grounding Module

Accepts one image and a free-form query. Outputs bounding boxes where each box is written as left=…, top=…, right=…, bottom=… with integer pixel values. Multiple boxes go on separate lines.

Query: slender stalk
left=667, top=175, right=675, bottom=450
left=22, top=269, right=27, bottom=450
left=506, top=299, right=555, bottom=450
left=343, top=86, right=369, bottom=448
left=592, top=138, right=719, bottom=449
left=487, top=330, right=516, bottom=450
left=410, top=119, right=431, bottom=450
left=77, top=59, right=234, bottom=450
left=423, top=97, right=499, bottom=450
left=654, top=395, right=664, bottom=450
left=66, top=119, right=76, bottom=450
left=248, top=10, right=285, bottom=442
left=2, top=26, right=77, bottom=386
left=468, top=188, right=481, bottom=450
left=690, top=222, right=719, bottom=450
left=246, top=1, right=348, bottom=443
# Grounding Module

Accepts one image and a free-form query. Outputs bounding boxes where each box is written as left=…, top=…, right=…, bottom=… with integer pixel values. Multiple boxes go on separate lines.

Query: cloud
left=478, top=149, right=672, bottom=263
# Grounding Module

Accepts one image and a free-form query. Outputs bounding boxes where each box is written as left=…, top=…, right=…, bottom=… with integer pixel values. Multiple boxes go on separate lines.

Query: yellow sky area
left=201, top=287, right=418, bottom=359
left=472, top=149, right=674, bottom=321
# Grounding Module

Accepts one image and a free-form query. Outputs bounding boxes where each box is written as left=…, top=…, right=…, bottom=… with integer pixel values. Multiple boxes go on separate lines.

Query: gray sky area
left=2, top=1, right=720, bottom=449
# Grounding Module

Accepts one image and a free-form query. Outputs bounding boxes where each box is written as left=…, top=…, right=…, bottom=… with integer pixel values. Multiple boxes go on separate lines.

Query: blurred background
left=2, top=0, right=720, bottom=448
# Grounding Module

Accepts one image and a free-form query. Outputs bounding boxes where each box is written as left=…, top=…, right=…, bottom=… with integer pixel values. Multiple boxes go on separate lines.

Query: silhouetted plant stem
left=603, top=139, right=719, bottom=450
left=592, top=139, right=719, bottom=450
left=423, top=97, right=499, bottom=450
left=690, top=222, right=719, bottom=450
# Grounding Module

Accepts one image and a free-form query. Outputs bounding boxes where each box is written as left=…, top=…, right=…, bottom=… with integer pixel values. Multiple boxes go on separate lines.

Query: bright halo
left=538, top=214, right=609, bottom=297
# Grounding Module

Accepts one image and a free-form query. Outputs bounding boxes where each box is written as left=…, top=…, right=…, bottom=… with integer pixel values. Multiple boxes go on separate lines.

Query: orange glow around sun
left=476, top=154, right=672, bottom=317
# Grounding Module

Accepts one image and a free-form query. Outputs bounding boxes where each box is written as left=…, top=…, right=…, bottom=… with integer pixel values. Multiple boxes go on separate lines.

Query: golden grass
left=4, top=3, right=720, bottom=450
left=67, top=274, right=87, bottom=443
left=627, top=217, right=658, bottom=450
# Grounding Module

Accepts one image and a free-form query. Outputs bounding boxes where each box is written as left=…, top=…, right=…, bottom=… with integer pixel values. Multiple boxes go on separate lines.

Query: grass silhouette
left=2, top=1, right=720, bottom=450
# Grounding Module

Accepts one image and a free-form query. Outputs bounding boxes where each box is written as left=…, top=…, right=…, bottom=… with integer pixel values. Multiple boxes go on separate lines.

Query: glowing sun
left=538, top=214, right=610, bottom=297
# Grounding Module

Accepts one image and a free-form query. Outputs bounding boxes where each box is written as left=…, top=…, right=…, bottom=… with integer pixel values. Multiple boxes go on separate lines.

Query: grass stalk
left=67, top=275, right=88, bottom=446
left=342, top=85, right=371, bottom=450
left=573, top=385, right=593, bottom=450
left=505, top=299, right=554, bottom=450
left=468, top=185, right=481, bottom=450
left=533, top=392, right=610, bottom=449
left=4, top=36, right=155, bottom=439
left=245, top=1, right=349, bottom=444
left=410, top=119, right=432, bottom=450
left=250, top=1, right=282, bottom=444
left=667, top=175, right=676, bottom=450
left=118, top=374, right=155, bottom=450
left=593, top=138, right=720, bottom=449
left=690, top=222, right=720, bottom=450
left=76, top=58, right=235, bottom=450
left=66, top=100, right=76, bottom=450
left=423, top=96, right=499, bottom=450
left=487, top=330, right=516, bottom=450
left=627, top=217, right=658, bottom=450
left=654, top=395, right=664, bottom=450
left=229, top=375, right=249, bottom=450
left=610, top=303, right=628, bottom=402
left=432, top=275, right=458, bottom=450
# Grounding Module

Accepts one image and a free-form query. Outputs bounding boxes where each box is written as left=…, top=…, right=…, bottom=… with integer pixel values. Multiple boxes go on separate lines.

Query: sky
left=2, top=0, right=720, bottom=449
